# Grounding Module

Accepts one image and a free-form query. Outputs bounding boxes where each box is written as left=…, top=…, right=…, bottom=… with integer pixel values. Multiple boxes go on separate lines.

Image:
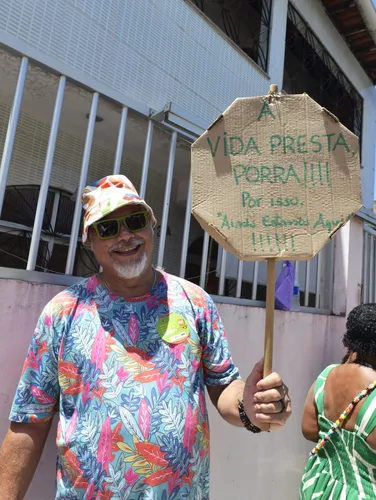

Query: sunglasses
left=92, top=211, right=150, bottom=239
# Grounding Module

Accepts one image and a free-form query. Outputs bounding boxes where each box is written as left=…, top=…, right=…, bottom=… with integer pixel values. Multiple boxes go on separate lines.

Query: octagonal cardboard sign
left=191, top=92, right=362, bottom=261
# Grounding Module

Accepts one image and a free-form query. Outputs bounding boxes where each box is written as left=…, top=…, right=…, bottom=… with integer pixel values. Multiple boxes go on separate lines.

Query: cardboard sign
left=191, top=92, right=362, bottom=261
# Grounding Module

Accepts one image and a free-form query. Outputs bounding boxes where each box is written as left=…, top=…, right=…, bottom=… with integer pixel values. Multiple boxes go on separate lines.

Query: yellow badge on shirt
left=156, top=313, right=190, bottom=344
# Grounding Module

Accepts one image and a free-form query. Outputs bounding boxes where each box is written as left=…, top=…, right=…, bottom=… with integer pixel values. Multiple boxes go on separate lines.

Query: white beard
left=113, top=252, right=148, bottom=279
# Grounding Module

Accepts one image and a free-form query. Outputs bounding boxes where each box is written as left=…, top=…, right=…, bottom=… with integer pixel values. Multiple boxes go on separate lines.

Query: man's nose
left=118, top=221, right=135, bottom=238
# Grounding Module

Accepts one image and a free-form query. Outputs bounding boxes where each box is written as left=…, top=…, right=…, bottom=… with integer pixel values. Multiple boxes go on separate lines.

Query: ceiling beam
left=345, top=27, right=367, bottom=36
left=325, top=1, right=355, bottom=16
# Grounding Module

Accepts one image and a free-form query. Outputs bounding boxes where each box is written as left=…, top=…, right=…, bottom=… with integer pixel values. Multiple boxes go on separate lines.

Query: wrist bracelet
left=237, top=399, right=262, bottom=433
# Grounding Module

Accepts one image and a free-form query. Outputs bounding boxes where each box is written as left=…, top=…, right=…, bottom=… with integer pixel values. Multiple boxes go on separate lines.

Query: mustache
left=109, top=238, right=144, bottom=252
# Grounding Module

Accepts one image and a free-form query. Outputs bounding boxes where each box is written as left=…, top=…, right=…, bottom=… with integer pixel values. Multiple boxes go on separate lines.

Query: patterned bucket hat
left=81, top=175, right=157, bottom=245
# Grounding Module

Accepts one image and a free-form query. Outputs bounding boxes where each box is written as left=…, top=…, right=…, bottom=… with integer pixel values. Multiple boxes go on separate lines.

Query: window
left=191, top=0, right=272, bottom=73
left=283, top=3, right=363, bottom=141
left=0, top=186, right=99, bottom=276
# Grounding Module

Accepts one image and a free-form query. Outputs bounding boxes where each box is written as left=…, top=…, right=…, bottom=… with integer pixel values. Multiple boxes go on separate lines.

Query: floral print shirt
left=10, top=272, right=240, bottom=499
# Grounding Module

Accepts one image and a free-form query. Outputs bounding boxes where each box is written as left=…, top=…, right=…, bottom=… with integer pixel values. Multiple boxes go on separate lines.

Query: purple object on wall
left=275, top=261, right=295, bottom=311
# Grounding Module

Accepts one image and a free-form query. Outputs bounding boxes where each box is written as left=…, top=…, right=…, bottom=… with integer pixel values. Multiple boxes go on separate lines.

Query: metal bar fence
left=0, top=57, right=28, bottom=216
left=157, top=131, right=177, bottom=269
left=65, top=92, right=99, bottom=275
left=0, top=53, right=335, bottom=313
left=113, top=107, right=128, bottom=175
left=27, top=76, right=66, bottom=271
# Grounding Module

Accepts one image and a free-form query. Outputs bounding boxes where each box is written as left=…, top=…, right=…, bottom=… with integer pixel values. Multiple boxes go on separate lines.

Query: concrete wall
left=0, top=279, right=346, bottom=499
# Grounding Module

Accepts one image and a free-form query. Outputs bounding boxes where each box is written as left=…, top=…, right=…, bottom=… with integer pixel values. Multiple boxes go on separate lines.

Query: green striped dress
left=300, top=365, right=376, bottom=499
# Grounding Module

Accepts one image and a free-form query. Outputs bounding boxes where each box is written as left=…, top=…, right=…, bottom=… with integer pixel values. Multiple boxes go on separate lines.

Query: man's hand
left=243, top=358, right=291, bottom=431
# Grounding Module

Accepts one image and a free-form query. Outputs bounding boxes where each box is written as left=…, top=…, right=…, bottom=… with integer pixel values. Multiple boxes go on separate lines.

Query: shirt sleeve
left=199, top=292, right=241, bottom=386
left=9, top=302, right=61, bottom=423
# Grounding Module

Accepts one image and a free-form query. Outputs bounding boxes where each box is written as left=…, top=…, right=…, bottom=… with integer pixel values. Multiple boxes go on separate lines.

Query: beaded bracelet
left=310, top=380, right=376, bottom=456
left=237, top=399, right=262, bottom=433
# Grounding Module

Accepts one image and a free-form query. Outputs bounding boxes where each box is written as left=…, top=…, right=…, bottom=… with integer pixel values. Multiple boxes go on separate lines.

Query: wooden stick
left=263, top=259, right=276, bottom=378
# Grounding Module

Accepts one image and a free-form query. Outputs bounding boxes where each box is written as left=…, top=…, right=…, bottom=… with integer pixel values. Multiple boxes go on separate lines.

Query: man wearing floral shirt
left=0, top=175, right=291, bottom=499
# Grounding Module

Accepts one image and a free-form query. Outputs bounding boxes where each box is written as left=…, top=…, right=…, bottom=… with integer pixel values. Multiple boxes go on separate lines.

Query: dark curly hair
left=343, top=304, right=376, bottom=356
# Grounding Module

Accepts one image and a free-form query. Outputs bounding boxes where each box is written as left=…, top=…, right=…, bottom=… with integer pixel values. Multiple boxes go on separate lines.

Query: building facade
left=0, top=1, right=375, bottom=498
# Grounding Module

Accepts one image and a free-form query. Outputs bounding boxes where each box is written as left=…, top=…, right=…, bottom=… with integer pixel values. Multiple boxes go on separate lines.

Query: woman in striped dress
left=300, top=304, right=376, bottom=499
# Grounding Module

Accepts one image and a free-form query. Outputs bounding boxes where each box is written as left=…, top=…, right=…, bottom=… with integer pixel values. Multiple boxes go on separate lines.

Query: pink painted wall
left=0, top=280, right=65, bottom=499
left=0, top=279, right=346, bottom=499
left=210, top=303, right=345, bottom=499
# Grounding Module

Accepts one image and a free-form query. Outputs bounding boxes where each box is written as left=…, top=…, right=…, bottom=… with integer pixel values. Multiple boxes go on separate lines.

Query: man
left=0, top=175, right=291, bottom=499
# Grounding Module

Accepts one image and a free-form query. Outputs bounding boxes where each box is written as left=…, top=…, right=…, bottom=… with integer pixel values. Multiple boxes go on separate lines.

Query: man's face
left=89, top=204, right=154, bottom=279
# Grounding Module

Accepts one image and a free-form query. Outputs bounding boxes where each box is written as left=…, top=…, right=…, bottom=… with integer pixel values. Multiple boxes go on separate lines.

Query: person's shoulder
left=319, top=364, right=340, bottom=376
left=315, top=364, right=340, bottom=386
left=50, top=276, right=92, bottom=301
left=164, top=272, right=208, bottom=294
left=164, top=272, right=213, bottom=304
left=43, top=276, right=94, bottom=317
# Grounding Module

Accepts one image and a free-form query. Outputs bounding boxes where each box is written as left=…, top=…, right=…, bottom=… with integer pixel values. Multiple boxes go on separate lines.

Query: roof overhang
left=320, top=0, right=376, bottom=84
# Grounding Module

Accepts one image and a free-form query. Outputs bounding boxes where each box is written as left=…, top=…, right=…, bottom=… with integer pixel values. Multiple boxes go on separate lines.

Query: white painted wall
left=3, top=0, right=371, bottom=129
left=0, top=279, right=347, bottom=499
left=358, top=86, right=376, bottom=209
left=0, top=0, right=271, bottom=125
